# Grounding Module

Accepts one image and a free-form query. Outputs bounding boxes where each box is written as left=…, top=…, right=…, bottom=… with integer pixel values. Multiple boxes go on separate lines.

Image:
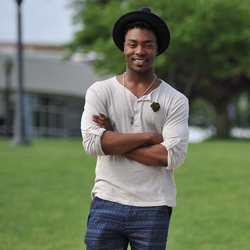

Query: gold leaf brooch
left=151, top=102, right=160, bottom=112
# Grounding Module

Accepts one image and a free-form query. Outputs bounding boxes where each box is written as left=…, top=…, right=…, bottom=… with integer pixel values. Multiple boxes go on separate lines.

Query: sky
left=0, top=0, right=76, bottom=44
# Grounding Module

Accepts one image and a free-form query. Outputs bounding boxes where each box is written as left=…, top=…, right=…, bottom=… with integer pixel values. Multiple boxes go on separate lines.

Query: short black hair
left=123, top=21, right=158, bottom=41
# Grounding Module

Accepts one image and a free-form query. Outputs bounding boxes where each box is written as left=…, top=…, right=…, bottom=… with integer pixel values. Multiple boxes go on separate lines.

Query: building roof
left=0, top=43, right=101, bottom=98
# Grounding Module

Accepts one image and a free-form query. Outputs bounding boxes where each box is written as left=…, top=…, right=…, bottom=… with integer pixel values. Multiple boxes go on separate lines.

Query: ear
left=123, top=42, right=126, bottom=54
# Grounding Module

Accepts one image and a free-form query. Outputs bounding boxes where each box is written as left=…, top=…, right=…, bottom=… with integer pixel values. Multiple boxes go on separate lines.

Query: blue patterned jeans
left=85, top=197, right=172, bottom=250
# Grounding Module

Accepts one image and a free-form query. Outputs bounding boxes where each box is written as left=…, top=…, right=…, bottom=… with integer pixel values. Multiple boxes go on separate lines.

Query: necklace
left=123, top=72, right=157, bottom=124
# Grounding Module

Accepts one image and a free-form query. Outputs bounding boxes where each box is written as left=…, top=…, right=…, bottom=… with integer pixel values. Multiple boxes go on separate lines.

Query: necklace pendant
left=131, top=116, right=134, bottom=125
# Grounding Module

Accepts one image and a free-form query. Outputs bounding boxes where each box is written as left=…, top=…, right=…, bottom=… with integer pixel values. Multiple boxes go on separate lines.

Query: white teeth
left=135, top=60, right=145, bottom=62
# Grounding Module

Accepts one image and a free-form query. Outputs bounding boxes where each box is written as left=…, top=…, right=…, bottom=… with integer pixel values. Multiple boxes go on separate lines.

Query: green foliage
left=64, top=0, right=127, bottom=75
left=66, top=0, right=250, bottom=81
left=189, top=97, right=215, bottom=127
left=65, top=0, right=250, bottom=138
left=1, top=139, right=250, bottom=249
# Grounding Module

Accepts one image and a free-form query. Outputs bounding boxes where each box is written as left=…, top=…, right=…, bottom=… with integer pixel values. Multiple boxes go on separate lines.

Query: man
left=81, top=7, right=189, bottom=250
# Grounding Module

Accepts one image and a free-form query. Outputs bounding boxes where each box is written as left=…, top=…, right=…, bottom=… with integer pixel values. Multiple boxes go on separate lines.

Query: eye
left=145, top=44, right=153, bottom=48
left=128, top=43, right=136, bottom=48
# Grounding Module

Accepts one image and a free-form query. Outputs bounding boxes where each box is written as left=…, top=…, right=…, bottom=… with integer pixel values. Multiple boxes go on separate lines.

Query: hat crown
left=139, top=7, right=151, bottom=13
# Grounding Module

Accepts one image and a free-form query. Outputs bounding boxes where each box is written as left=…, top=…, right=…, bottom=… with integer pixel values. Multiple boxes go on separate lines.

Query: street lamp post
left=4, top=58, right=13, bottom=137
left=12, top=0, right=30, bottom=144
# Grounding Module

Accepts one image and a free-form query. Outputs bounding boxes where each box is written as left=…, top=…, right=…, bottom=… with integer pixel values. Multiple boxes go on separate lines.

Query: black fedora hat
left=112, top=7, right=170, bottom=56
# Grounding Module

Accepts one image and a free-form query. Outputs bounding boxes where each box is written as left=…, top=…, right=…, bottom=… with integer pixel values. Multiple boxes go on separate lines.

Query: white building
left=0, top=43, right=100, bottom=138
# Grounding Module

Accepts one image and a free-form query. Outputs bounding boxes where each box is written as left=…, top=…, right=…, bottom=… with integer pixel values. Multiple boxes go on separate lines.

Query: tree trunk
left=213, top=100, right=229, bottom=138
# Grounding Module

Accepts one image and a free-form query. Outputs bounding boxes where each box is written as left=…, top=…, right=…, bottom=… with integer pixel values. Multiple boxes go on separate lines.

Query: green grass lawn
left=0, top=139, right=249, bottom=250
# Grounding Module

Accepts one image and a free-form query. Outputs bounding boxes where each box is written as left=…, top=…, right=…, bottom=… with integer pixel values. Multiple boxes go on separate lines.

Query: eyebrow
left=127, top=39, right=155, bottom=43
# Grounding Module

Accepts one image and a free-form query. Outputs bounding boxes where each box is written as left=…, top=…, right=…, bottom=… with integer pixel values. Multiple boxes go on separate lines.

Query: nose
left=135, top=45, right=145, bottom=55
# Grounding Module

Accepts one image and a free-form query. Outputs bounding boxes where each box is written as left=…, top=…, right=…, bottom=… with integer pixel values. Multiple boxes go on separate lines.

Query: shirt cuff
left=81, top=127, right=106, bottom=156
left=161, top=139, right=184, bottom=170
left=161, top=139, right=180, bottom=150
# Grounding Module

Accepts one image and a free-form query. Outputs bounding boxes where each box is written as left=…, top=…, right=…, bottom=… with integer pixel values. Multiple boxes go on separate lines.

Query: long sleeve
left=81, top=87, right=107, bottom=156
left=161, top=95, right=189, bottom=169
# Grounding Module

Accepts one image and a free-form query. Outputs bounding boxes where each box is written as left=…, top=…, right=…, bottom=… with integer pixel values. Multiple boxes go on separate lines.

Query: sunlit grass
left=0, top=139, right=249, bottom=250
left=0, top=139, right=95, bottom=250
left=168, top=140, right=250, bottom=250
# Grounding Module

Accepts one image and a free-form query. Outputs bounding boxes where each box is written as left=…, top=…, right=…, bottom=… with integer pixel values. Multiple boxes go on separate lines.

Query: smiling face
left=123, top=28, right=158, bottom=74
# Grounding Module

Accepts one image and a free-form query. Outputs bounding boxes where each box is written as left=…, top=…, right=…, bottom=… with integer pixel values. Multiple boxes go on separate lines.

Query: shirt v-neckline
left=115, top=76, right=162, bottom=100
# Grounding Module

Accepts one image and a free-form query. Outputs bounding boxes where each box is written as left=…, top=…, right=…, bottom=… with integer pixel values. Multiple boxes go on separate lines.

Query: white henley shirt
left=81, top=76, right=189, bottom=207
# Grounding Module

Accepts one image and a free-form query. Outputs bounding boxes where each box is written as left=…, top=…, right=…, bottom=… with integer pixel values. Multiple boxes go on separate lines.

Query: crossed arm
left=92, top=113, right=168, bottom=167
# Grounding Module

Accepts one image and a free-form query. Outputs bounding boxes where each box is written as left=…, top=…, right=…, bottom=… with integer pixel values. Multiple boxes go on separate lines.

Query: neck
left=125, top=68, right=155, bottom=86
left=123, top=71, right=157, bottom=99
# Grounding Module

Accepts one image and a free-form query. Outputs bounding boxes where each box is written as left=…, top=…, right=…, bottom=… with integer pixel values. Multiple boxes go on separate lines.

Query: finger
left=92, top=116, right=99, bottom=123
left=96, top=117, right=105, bottom=124
left=92, top=114, right=104, bottom=122
left=92, top=114, right=99, bottom=120
left=98, top=113, right=109, bottom=120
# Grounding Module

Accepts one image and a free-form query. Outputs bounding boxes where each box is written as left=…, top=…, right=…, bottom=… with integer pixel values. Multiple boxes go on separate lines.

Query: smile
left=133, top=59, right=147, bottom=65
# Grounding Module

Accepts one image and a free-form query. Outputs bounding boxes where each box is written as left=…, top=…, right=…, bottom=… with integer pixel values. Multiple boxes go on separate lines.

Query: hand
left=149, top=133, right=163, bottom=145
left=92, top=113, right=113, bottom=131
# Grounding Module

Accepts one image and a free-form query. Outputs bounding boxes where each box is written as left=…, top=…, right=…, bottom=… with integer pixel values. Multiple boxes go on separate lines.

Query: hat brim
left=113, top=10, right=170, bottom=56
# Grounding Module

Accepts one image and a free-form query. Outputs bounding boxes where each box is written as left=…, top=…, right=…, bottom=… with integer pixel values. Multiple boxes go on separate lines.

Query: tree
left=65, top=0, right=250, bottom=138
